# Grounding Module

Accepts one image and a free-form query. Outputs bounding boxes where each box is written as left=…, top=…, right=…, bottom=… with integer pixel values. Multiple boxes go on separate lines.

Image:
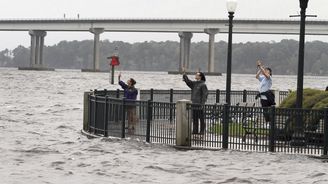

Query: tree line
left=0, top=39, right=328, bottom=75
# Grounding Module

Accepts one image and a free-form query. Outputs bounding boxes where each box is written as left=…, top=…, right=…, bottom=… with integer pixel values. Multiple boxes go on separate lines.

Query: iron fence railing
left=95, top=88, right=290, bottom=107
left=83, top=89, right=328, bottom=156
left=186, top=103, right=328, bottom=155
left=86, top=93, right=176, bottom=145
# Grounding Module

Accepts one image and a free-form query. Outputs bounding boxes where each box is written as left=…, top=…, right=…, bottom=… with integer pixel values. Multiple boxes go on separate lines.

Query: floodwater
left=1, top=67, right=328, bottom=184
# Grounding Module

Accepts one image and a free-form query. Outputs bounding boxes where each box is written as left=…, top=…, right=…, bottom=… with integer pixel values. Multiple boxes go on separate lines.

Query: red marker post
left=107, top=55, right=120, bottom=84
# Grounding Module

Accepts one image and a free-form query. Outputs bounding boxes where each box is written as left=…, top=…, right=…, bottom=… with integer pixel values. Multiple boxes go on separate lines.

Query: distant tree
left=0, top=39, right=327, bottom=76
left=12, top=45, right=29, bottom=67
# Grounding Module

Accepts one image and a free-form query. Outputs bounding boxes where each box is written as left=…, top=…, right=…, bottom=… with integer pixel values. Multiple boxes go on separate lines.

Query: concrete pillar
left=35, top=36, right=41, bottom=66
left=205, top=28, right=219, bottom=73
left=273, top=89, right=280, bottom=106
left=29, top=31, right=36, bottom=67
left=176, top=99, right=191, bottom=147
left=29, top=30, right=46, bottom=68
left=178, top=32, right=185, bottom=72
left=90, top=28, right=104, bottom=71
left=39, top=34, right=45, bottom=65
left=178, top=32, right=193, bottom=71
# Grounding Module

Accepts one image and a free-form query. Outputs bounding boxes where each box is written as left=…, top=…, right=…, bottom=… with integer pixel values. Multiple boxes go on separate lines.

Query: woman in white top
left=256, top=60, right=273, bottom=125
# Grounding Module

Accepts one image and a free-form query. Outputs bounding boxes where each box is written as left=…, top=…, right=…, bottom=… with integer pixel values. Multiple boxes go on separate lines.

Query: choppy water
left=1, top=67, right=328, bottom=184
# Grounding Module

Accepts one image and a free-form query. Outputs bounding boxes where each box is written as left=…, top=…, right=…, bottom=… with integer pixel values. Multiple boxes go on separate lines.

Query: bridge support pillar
left=205, top=28, right=219, bottom=73
left=178, top=32, right=193, bottom=72
left=19, top=30, right=54, bottom=71
left=86, top=28, right=104, bottom=72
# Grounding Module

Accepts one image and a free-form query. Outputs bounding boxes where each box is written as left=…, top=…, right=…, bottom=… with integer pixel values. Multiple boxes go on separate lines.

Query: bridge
left=2, top=18, right=328, bottom=72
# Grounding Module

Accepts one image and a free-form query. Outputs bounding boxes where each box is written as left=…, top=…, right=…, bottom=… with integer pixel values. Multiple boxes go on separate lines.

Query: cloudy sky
left=0, top=0, right=327, bottom=50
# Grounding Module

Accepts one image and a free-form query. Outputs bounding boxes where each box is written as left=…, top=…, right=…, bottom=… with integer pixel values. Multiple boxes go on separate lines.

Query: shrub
left=279, top=88, right=328, bottom=132
left=279, top=88, right=325, bottom=108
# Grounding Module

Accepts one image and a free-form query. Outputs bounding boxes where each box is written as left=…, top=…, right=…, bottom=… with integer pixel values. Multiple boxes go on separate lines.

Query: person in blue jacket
left=118, top=73, right=138, bottom=134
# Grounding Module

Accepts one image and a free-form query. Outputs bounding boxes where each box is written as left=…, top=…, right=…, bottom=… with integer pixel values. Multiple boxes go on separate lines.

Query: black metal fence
left=94, top=88, right=289, bottom=107
left=83, top=89, right=328, bottom=156
left=187, top=104, right=328, bottom=155
left=85, top=92, right=176, bottom=145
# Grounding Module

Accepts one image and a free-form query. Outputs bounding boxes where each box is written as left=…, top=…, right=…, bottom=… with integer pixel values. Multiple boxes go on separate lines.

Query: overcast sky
left=0, top=0, right=327, bottom=50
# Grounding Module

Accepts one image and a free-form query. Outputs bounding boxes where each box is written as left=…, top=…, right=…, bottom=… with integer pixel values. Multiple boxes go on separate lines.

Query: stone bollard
left=273, top=89, right=280, bottom=106
left=176, top=99, right=191, bottom=147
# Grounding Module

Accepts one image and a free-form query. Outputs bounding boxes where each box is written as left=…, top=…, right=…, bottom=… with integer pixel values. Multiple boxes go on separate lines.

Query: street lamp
left=291, top=0, right=309, bottom=146
left=225, top=0, right=237, bottom=104
left=295, top=0, right=309, bottom=109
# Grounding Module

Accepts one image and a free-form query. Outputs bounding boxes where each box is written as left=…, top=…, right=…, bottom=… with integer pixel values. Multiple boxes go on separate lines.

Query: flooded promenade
left=1, top=67, right=328, bottom=183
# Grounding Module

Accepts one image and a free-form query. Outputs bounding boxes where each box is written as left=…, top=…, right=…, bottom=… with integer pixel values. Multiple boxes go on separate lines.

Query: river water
left=1, top=67, right=328, bottom=184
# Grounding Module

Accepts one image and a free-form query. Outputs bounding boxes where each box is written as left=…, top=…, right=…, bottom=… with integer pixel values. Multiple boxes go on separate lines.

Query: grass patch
left=210, top=122, right=269, bottom=136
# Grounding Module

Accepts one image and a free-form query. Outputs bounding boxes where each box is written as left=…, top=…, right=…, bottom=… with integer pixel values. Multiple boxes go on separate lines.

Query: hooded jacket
left=183, top=74, right=208, bottom=104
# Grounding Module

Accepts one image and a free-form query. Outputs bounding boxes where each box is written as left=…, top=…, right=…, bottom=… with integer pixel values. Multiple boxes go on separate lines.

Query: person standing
left=182, top=68, right=208, bottom=135
left=118, top=73, right=138, bottom=134
left=256, top=60, right=274, bottom=127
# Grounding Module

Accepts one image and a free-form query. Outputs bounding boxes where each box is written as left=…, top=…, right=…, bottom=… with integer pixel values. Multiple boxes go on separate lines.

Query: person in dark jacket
left=118, top=73, right=138, bottom=134
left=182, top=68, right=208, bottom=134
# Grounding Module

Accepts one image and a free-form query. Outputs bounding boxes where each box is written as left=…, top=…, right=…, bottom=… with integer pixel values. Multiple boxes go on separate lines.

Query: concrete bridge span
left=1, top=18, right=327, bottom=72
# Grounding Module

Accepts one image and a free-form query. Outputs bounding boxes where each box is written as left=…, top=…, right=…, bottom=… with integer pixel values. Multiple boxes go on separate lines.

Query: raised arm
left=118, top=72, right=121, bottom=83
left=182, top=67, right=194, bottom=89
left=256, top=60, right=270, bottom=79
left=183, top=74, right=194, bottom=89
left=118, top=73, right=128, bottom=89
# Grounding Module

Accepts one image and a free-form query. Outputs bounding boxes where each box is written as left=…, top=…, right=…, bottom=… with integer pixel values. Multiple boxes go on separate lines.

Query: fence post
left=104, top=95, right=109, bottom=137
left=146, top=100, right=152, bottom=143
left=269, top=106, right=276, bottom=152
left=121, top=98, right=126, bottom=138
left=243, top=89, right=247, bottom=103
left=83, top=91, right=91, bottom=132
left=324, top=108, right=328, bottom=156
left=114, top=89, right=120, bottom=122
left=170, top=89, right=174, bottom=122
left=176, top=99, right=191, bottom=147
left=222, top=104, right=229, bottom=149
left=274, top=90, right=280, bottom=106
left=93, top=93, right=97, bottom=134
left=116, top=89, right=120, bottom=98
left=150, top=88, right=154, bottom=101
left=216, top=89, right=220, bottom=103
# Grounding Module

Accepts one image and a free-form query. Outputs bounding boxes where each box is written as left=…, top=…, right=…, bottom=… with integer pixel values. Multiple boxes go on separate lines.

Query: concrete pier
left=88, top=28, right=104, bottom=72
left=178, top=32, right=193, bottom=72
left=19, top=30, right=54, bottom=71
left=205, top=28, right=219, bottom=73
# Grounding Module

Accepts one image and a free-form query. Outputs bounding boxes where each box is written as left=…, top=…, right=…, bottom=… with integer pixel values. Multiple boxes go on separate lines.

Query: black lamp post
left=291, top=0, right=309, bottom=146
left=296, top=0, right=309, bottom=109
left=225, top=0, right=237, bottom=104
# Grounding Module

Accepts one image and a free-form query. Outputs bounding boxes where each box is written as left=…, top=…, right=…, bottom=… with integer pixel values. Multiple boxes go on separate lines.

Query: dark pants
left=261, top=99, right=271, bottom=123
left=192, top=106, right=205, bottom=134
left=127, top=106, right=137, bottom=133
